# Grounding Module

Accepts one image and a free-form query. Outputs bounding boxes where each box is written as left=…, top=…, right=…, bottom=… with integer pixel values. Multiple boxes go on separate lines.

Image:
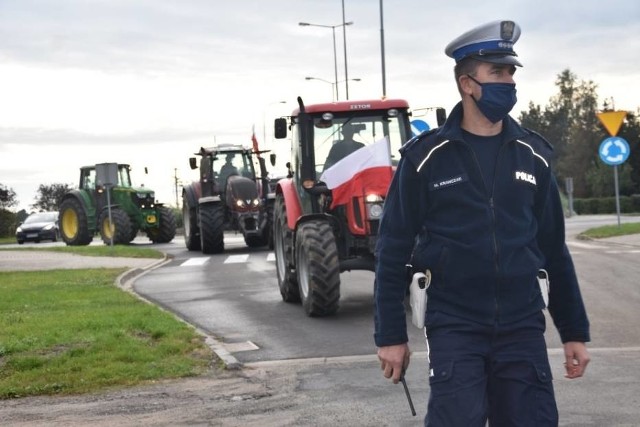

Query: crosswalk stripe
left=224, top=254, right=250, bottom=264
left=181, top=257, right=210, bottom=267
left=267, top=253, right=275, bottom=262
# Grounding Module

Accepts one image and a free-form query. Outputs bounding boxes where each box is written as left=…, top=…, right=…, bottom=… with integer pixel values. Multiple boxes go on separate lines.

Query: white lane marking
left=567, top=241, right=609, bottom=249
left=180, top=257, right=210, bottom=267
left=224, top=254, right=250, bottom=264
left=181, top=253, right=276, bottom=266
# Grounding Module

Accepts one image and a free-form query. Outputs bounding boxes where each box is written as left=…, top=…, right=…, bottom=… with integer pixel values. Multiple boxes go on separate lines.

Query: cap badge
left=500, top=21, right=515, bottom=40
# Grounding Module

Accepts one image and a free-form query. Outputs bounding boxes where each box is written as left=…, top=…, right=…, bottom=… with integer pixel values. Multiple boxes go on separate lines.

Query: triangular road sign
left=597, top=111, right=627, bottom=136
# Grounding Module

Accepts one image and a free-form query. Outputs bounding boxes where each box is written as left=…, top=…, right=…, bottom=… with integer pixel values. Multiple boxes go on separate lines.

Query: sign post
left=596, top=111, right=628, bottom=227
left=95, top=163, right=119, bottom=247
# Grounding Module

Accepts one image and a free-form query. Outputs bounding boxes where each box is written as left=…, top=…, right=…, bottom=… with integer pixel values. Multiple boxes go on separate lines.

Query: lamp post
left=263, top=101, right=286, bottom=149
left=299, top=21, right=353, bottom=101
left=305, top=77, right=361, bottom=101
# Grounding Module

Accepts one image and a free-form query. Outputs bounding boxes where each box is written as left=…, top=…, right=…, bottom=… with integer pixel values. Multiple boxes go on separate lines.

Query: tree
left=31, top=183, right=74, bottom=212
left=0, top=183, right=18, bottom=209
left=519, top=69, right=639, bottom=198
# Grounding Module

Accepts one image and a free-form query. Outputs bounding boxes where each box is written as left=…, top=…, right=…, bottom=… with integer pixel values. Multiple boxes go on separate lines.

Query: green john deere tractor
left=59, top=163, right=176, bottom=245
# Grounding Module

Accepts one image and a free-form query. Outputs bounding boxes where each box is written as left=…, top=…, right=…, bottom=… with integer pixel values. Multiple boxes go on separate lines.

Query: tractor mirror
left=270, top=153, right=276, bottom=167
left=436, top=108, right=447, bottom=126
left=274, top=118, right=287, bottom=139
left=189, top=157, right=197, bottom=170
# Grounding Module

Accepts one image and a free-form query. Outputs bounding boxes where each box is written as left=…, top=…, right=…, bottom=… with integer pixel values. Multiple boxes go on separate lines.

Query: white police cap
left=445, top=20, right=522, bottom=67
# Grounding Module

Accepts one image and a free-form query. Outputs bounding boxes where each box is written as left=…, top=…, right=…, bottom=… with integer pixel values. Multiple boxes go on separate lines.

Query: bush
left=573, top=196, right=640, bottom=214
left=0, top=209, right=17, bottom=237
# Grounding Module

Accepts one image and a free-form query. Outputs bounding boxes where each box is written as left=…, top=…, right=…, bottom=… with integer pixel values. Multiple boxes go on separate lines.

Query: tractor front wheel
left=59, top=198, right=92, bottom=246
left=147, top=206, right=176, bottom=243
left=98, top=208, right=132, bottom=245
left=296, top=219, right=341, bottom=316
left=199, top=203, right=225, bottom=254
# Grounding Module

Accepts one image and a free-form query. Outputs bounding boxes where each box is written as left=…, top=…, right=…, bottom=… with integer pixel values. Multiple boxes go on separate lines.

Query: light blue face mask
left=467, top=74, right=517, bottom=123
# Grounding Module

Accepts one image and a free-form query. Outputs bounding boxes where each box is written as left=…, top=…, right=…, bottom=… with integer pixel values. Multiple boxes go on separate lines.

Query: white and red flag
left=319, top=137, right=393, bottom=209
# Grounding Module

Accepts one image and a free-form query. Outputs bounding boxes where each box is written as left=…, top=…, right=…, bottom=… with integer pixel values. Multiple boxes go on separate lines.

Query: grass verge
left=0, top=268, right=214, bottom=399
left=578, top=222, right=640, bottom=239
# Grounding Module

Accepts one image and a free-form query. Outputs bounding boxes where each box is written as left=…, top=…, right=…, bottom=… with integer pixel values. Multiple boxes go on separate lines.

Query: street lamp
left=305, top=77, right=361, bottom=101
left=299, top=21, right=353, bottom=101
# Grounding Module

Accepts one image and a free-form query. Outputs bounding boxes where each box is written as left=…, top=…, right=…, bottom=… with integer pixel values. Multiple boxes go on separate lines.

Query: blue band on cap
left=452, top=40, right=515, bottom=61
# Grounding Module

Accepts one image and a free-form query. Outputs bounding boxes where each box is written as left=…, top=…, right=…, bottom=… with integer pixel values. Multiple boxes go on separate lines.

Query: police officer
left=374, top=20, right=590, bottom=426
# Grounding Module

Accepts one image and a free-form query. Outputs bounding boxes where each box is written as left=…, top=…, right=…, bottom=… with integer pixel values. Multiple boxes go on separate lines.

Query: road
left=129, top=215, right=640, bottom=425
left=2, top=214, right=640, bottom=425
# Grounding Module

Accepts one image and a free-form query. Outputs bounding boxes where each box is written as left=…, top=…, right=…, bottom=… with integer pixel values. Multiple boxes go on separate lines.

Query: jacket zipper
left=458, top=138, right=507, bottom=321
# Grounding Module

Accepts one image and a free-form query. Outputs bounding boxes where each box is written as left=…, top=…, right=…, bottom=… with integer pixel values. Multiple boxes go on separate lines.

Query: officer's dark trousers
left=424, top=311, right=558, bottom=427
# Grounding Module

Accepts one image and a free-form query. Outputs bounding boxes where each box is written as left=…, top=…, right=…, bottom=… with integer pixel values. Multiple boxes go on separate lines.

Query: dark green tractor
left=59, top=164, right=176, bottom=245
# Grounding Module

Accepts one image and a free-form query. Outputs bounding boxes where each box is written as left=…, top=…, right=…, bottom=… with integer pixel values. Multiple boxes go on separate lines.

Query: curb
left=116, top=256, right=243, bottom=371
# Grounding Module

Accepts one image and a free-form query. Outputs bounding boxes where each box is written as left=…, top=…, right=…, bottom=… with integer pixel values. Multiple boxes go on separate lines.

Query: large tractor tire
left=98, top=208, right=132, bottom=245
left=183, top=193, right=201, bottom=251
left=59, top=198, right=92, bottom=246
left=128, top=225, right=139, bottom=243
left=199, top=203, right=225, bottom=254
left=264, top=202, right=274, bottom=250
left=273, top=194, right=300, bottom=303
left=296, top=219, right=341, bottom=317
left=147, top=206, right=177, bottom=243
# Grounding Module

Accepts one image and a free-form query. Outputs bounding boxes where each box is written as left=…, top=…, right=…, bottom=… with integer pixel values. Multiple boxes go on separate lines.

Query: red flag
left=251, top=126, right=260, bottom=154
left=319, top=137, right=393, bottom=208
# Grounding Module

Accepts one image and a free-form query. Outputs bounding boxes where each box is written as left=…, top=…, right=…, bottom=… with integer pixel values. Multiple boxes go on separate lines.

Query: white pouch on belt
left=537, top=269, right=550, bottom=309
left=409, top=269, right=431, bottom=329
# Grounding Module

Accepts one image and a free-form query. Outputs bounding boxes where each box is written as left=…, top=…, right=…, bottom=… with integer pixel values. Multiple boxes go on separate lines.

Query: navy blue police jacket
left=374, top=102, right=590, bottom=347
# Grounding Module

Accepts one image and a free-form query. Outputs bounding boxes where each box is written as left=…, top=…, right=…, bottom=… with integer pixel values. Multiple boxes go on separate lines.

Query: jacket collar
left=437, top=102, right=528, bottom=142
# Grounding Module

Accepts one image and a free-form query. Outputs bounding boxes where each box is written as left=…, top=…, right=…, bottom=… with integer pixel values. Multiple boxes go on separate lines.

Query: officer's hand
left=563, top=341, right=590, bottom=379
left=378, top=343, right=410, bottom=384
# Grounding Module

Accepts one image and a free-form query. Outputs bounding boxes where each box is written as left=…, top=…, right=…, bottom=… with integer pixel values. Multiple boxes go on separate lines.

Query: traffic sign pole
left=598, top=135, right=629, bottom=228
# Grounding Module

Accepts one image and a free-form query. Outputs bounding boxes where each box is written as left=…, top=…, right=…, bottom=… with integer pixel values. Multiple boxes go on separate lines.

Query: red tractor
left=182, top=143, right=276, bottom=254
left=272, top=97, right=446, bottom=316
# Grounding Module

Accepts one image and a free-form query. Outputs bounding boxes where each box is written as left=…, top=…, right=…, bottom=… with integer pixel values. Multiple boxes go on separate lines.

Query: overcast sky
left=1, top=0, right=639, bottom=212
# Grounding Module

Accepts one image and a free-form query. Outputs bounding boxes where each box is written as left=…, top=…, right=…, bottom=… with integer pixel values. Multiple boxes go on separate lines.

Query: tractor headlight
left=236, top=200, right=245, bottom=208
left=365, top=194, right=384, bottom=219
left=367, top=203, right=383, bottom=219
left=251, top=198, right=260, bottom=207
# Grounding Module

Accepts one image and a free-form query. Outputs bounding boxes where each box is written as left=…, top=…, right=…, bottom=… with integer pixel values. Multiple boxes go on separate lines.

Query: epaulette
left=523, top=127, right=554, bottom=150
left=400, top=128, right=438, bottom=155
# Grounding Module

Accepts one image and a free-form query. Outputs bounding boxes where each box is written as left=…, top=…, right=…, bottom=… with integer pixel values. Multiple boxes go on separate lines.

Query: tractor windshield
left=117, top=165, right=133, bottom=187
left=313, top=113, right=409, bottom=175
left=212, top=152, right=256, bottom=188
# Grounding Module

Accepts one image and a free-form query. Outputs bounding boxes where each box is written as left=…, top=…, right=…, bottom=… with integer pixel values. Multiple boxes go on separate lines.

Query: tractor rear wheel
left=296, top=219, right=341, bottom=316
left=98, top=208, right=132, bottom=245
left=59, top=198, right=92, bottom=246
left=273, top=194, right=300, bottom=302
left=200, top=203, right=224, bottom=254
left=128, top=225, right=139, bottom=243
left=147, top=206, right=176, bottom=243
left=183, top=193, right=201, bottom=251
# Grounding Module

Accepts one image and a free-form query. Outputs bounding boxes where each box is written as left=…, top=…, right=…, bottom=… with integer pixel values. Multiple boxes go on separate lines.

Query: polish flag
left=320, top=137, right=393, bottom=209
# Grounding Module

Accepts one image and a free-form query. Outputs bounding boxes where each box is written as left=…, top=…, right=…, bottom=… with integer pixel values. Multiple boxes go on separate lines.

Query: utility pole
left=174, top=168, right=180, bottom=208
